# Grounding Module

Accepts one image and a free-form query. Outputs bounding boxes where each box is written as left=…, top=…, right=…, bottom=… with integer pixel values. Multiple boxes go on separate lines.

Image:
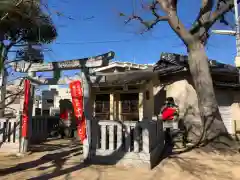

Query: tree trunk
left=0, top=44, right=6, bottom=118
left=187, top=42, right=235, bottom=150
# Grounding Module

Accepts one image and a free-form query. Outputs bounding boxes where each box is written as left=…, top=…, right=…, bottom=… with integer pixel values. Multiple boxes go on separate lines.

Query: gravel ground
left=0, top=139, right=240, bottom=180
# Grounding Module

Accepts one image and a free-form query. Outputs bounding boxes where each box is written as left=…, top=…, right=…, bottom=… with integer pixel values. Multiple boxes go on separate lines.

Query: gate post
left=82, top=71, right=91, bottom=160
left=19, top=72, right=35, bottom=154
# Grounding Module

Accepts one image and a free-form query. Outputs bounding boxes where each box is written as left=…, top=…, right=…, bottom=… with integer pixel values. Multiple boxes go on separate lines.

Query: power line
left=53, top=39, right=135, bottom=45
left=52, top=35, right=176, bottom=45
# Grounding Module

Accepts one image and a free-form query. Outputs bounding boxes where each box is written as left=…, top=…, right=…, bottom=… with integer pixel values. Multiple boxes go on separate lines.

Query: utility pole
left=234, top=0, right=240, bottom=66
left=212, top=0, right=240, bottom=67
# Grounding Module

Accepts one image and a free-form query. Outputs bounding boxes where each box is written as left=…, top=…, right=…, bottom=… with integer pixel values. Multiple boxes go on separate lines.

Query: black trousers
left=165, top=128, right=173, bottom=144
left=164, top=121, right=188, bottom=147
left=178, top=119, right=188, bottom=147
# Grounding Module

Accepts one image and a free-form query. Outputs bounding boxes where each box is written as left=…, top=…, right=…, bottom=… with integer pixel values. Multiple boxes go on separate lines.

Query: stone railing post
left=141, top=121, right=150, bottom=153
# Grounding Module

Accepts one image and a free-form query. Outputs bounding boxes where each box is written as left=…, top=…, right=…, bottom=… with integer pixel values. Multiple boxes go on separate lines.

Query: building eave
left=93, top=61, right=153, bottom=72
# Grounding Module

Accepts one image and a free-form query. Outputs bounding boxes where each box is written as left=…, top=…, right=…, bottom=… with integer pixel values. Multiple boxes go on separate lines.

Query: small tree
left=0, top=0, right=57, bottom=116
left=121, top=0, right=238, bottom=149
left=0, top=0, right=57, bottom=68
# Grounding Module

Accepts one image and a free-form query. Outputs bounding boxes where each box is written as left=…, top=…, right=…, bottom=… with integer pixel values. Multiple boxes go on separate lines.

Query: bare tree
left=121, top=0, right=238, bottom=149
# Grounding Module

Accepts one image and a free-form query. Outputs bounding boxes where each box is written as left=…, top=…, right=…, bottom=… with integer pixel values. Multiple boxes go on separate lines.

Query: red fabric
left=69, top=80, right=87, bottom=142
left=79, top=114, right=87, bottom=141
left=22, top=79, right=31, bottom=137
left=60, top=110, right=69, bottom=120
left=161, top=107, right=176, bottom=121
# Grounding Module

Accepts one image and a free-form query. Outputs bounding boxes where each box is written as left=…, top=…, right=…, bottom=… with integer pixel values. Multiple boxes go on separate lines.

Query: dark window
left=120, top=93, right=139, bottom=121
left=95, top=94, right=110, bottom=119
left=121, top=93, right=138, bottom=113
left=95, top=94, right=110, bottom=113
left=35, top=108, right=41, bottom=115
left=42, top=110, right=49, bottom=116
left=46, top=99, right=54, bottom=104
left=146, top=90, right=150, bottom=100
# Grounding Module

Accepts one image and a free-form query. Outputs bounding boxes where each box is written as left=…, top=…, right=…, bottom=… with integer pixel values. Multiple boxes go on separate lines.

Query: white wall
left=41, top=86, right=72, bottom=110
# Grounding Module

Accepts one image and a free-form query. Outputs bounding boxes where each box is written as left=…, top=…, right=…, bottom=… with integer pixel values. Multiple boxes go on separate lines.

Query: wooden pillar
left=139, top=92, right=144, bottom=121
left=110, top=93, right=114, bottom=120
left=114, top=93, right=120, bottom=120
left=118, top=95, right=122, bottom=121
left=145, top=81, right=154, bottom=120
left=91, top=89, right=96, bottom=117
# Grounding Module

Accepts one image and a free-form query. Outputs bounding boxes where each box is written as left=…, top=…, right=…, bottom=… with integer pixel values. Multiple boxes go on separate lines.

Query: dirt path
left=0, top=139, right=240, bottom=180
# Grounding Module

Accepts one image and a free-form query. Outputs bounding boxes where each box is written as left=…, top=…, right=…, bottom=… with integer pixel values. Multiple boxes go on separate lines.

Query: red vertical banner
left=69, top=80, right=87, bottom=142
left=21, top=79, right=31, bottom=137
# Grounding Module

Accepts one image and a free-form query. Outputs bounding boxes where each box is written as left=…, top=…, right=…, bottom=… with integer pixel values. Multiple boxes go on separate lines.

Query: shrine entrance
left=8, top=51, right=115, bottom=159
left=1, top=54, right=166, bottom=169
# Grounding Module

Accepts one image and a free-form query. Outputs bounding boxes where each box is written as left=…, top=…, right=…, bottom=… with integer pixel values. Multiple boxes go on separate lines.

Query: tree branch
left=190, top=0, right=235, bottom=35
left=123, top=0, right=195, bottom=45
left=211, top=0, right=235, bottom=25
left=190, top=0, right=214, bottom=33
left=124, top=1, right=168, bottom=33
left=125, top=13, right=168, bottom=33
left=157, top=0, right=195, bottom=46
left=188, top=0, right=214, bottom=44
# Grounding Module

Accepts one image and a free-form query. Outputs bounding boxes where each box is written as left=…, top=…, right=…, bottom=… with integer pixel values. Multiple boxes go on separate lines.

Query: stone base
left=89, top=143, right=164, bottom=169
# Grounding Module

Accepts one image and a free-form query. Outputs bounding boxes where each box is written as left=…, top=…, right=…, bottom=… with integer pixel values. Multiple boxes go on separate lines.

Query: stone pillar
left=82, top=71, right=92, bottom=160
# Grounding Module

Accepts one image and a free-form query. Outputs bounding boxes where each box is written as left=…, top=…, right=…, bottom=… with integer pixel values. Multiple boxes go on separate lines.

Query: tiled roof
left=154, top=52, right=239, bottom=75
left=153, top=52, right=240, bottom=89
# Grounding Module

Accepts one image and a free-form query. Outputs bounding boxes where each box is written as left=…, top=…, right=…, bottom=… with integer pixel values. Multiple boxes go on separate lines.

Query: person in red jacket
left=160, top=97, right=179, bottom=121
left=59, top=99, right=74, bottom=138
left=159, top=97, right=179, bottom=145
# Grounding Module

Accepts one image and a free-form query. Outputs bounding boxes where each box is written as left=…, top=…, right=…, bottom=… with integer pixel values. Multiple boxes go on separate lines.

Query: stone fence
left=90, top=119, right=165, bottom=169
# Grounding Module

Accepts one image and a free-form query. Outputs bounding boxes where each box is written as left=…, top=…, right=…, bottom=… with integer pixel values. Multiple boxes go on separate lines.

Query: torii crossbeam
left=11, top=51, right=115, bottom=72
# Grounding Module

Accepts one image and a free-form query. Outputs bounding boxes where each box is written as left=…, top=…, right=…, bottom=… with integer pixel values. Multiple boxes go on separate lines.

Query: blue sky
left=10, top=0, right=238, bottom=86
left=44, top=0, right=237, bottom=66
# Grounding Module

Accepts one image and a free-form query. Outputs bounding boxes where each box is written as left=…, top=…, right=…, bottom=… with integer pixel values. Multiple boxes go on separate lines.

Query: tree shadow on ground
left=28, top=141, right=79, bottom=153
left=168, top=154, right=238, bottom=180
left=0, top=144, right=82, bottom=176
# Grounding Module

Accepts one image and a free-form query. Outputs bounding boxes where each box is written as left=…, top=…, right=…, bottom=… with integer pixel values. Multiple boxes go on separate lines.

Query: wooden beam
left=11, top=51, right=115, bottom=72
